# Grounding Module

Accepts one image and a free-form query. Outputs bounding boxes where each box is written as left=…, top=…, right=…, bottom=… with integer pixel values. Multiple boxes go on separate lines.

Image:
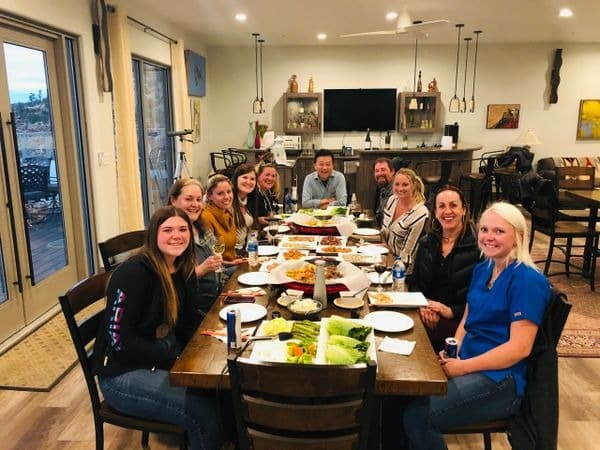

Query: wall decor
left=185, top=50, right=206, bottom=97
left=549, top=48, right=562, bottom=104
left=576, top=99, right=600, bottom=140
left=486, top=104, right=520, bottom=129
left=190, top=98, right=201, bottom=143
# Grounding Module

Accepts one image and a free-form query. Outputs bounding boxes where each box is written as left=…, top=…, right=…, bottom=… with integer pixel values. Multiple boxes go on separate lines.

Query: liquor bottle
left=364, top=128, right=372, bottom=150
left=384, top=130, right=391, bottom=149
left=402, top=134, right=408, bottom=149
left=308, top=76, right=314, bottom=93
left=313, top=259, right=327, bottom=308
left=417, top=70, right=423, bottom=92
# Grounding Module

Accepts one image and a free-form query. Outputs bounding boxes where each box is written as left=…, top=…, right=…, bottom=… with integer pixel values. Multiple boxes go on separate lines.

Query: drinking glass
left=265, top=220, right=279, bottom=245
left=373, top=254, right=387, bottom=292
left=212, top=238, right=225, bottom=273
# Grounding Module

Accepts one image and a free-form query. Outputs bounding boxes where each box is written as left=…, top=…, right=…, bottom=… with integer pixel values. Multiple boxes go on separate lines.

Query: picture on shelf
left=486, top=104, right=520, bottom=129
left=576, top=99, right=600, bottom=140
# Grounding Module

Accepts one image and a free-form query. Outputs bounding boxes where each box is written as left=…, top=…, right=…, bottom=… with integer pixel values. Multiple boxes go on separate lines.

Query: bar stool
left=416, top=159, right=456, bottom=201
left=459, top=151, right=503, bottom=220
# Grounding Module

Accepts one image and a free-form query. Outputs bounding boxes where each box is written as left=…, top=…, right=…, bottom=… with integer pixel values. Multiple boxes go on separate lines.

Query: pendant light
left=258, top=38, right=266, bottom=113
left=459, top=37, right=471, bottom=113
left=408, top=38, right=419, bottom=110
left=449, top=23, right=464, bottom=113
left=469, top=30, right=482, bottom=113
left=252, top=33, right=260, bottom=114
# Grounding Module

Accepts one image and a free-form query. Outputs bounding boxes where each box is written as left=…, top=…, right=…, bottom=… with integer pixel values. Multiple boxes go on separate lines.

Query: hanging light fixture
left=469, top=30, right=482, bottom=113
left=258, top=38, right=266, bottom=113
left=252, top=32, right=260, bottom=114
left=449, top=23, right=464, bottom=113
left=409, top=38, right=419, bottom=110
left=460, top=37, right=471, bottom=113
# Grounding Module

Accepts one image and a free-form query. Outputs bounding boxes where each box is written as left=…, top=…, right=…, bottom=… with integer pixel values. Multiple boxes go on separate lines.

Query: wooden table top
left=565, top=188, right=600, bottom=206
left=171, top=259, right=447, bottom=396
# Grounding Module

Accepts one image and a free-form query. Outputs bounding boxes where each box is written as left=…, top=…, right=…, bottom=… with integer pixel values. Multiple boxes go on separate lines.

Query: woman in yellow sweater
left=200, top=174, right=244, bottom=267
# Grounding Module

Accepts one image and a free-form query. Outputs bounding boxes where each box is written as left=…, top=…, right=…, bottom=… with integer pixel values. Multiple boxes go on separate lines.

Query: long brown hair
left=427, top=185, right=472, bottom=241
left=139, top=206, right=195, bottom=326
left=232, top=163, right=257, bottom=229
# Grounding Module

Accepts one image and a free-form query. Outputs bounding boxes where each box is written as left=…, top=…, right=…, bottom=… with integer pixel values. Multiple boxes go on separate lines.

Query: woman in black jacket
left=93, top=206, right=221, bottom=450
left=407, top=185, right=481, bottom=352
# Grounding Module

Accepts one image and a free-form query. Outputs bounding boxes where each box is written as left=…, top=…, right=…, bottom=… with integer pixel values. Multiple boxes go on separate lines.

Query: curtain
left=106, top=5, right=144, bottom=230
left=91, top=0, right=113, bottom=92
left=170, top=40, right=193, bottom=172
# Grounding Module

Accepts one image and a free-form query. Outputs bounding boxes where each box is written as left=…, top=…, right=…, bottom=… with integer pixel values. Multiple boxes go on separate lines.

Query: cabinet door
left=283, top=93, right=322, bottom=134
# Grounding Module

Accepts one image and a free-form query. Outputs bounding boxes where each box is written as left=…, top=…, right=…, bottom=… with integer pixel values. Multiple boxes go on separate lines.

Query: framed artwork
left=185, top=50, right=206, bottom=97
left=486, top=104, right=520, bottom=129
left=190, top=98, right=201, bottom=143
left=576, top=99, right=600, bottom=140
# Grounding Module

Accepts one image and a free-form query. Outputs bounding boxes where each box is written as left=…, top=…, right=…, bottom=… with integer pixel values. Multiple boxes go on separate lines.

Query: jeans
left=403, top=373, right=521, bottom=450
left=99, top=369, right=222, bottom=450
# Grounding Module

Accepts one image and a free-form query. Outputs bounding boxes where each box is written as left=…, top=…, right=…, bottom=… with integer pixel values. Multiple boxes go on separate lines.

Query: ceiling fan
left=341, top=8, right=448, bottom=38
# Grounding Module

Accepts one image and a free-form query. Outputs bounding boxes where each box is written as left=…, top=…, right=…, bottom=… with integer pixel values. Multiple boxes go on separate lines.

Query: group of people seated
left=91, top=149, right=552, bottom=450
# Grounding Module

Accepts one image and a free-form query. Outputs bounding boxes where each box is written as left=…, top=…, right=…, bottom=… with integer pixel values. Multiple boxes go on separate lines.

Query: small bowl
left=333, top=296, right=364, bottom=310
left=287, top=298, right=323, bottom=318
left=357, top=218, right=375, bottom=227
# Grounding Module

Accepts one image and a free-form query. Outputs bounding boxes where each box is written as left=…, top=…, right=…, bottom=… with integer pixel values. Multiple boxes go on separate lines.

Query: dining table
left=564, top=188, right=600, bottom=273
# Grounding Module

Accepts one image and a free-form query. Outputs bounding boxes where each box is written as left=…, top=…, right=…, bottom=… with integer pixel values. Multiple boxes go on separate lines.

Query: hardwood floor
left=0, top=356, right=598, bottom=449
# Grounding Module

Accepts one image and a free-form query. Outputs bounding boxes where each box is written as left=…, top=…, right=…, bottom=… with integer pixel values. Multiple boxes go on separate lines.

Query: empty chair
left=222, top=148, right=247, bottom=166
left=554, top=166, right=597, bottom=221
left=58, top=272, right=187, bottom=450
left=416, top=159, right=456, bottom=201
left=227, top=356, right=376, bottom=450
left=98, top=230, right=146, bottom=271
left=459, top=150, right=504, bottom=220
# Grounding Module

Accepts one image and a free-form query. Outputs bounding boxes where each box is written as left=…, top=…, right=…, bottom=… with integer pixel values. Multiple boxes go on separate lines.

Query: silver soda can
left=227, top=309, right=242, bottom=351
left=444, top=337, right=458, bottom=358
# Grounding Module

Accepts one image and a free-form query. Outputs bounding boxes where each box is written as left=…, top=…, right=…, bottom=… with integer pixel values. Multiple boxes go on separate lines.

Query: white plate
left=367, top=271, right=392, bottom=285
left=367, top=291, right=429, bottom=308
left=257, top=245, right=280, bottom=256
left=363, top=311, right=414, bottom=332
left=357, top=245, right=389, bottom=255
left=265, top=225, right=291, bottom=234
left=219, top=303, right=267, bottom=323
left=238, top=271, right=270, bottom=286
left=333, top=297, right=365, bottom=310
left=353, top=228, right=380, bottom=236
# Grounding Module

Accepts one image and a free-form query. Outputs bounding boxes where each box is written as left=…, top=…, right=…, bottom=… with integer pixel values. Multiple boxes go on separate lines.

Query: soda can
left=227, top=309, right=242, bottom=351
left=444, top=337, right=458, bottom=358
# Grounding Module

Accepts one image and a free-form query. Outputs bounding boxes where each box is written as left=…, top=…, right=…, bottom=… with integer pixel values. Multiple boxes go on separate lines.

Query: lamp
left=449, top=24, right=464, bottom=113
left=408, top=38, right=419, bottom=110
left=258, top=38, right=266, bottom=113
left=459, top=37, right=471, bottom=113
left=252, top=33, right=260, bottom=114
left=469, top=30, right=482, bottom=112
left=514, top=129, right=541, bottom=148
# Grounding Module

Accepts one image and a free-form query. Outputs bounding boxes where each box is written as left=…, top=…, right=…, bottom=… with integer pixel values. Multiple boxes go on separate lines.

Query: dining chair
left=458, top=150, right=504, bottom=220
left=554, top=166, right=598, bottom=221
left=443, top=287, right=571, bottom=450
left=415, top=159, right=456, bottom=202
left=58, top=272, right=187, bottom=450
left=529, top=178, right=599, bottom=290
left=227, top=355, right=377, bottom=450
left=98, top=230, right=146, bottom=272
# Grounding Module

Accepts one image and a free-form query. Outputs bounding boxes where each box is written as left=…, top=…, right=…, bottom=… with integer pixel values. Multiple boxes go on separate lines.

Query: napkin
left=335, top=220, right=358, bottom=237
left=225, top=287, right=266, bottom=296
left=378, top=336, right=416, bottom=356
left=199, top=327, right=255, bottom=344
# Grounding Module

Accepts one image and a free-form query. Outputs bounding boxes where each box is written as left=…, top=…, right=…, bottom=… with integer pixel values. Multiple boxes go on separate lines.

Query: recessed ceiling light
left=317, top=33, right=327, bottom=40
left=386, top=11, right=398, bottom=21
left=235, top=13, right=247, bottom=22
left=559, top=8, right=573, bottom=17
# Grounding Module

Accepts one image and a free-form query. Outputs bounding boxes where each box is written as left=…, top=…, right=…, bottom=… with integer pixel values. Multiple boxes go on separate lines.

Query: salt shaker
left=313, top=259, right=327, bottom=309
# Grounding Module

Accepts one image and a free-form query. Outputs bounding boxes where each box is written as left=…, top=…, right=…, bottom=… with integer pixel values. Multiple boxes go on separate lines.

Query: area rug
left=0, top=311, right=77, bottom=391
left=530, top=233, right=600, bottom=357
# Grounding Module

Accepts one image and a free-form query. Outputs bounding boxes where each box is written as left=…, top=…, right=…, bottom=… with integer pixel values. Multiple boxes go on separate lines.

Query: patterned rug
left=530, top=234, right=600, bottom=357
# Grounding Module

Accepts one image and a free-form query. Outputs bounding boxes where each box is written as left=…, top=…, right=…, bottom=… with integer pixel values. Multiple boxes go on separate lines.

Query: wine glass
left=350, top=201, right=362, bottom=218
left=373, top=255, right=387, bottom=292
left=265, top=219, right=280, bottom=245
left=212, top=238, right=225, bottom=274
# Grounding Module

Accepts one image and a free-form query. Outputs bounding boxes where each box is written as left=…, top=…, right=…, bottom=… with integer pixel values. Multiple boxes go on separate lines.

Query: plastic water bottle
left=284, top=188, right=293, bottom=214
left=247, top=231, right=259, bottom=269
left=392, top=256, right=406, bottom=291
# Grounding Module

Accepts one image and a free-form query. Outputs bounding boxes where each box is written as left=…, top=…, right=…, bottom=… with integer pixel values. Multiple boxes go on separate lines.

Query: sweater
left=200, top=202, right=237, bottom=261
left=92, top=255, right=201, bottom=376
left=380, top=197, right=429, bottom=262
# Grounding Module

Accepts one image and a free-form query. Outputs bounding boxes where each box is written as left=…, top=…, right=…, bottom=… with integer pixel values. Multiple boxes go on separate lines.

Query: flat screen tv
left=324, top=88, right=397, bottom=132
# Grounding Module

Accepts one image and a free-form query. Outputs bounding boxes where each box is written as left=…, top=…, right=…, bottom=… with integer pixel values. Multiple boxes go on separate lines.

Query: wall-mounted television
left=324, top=88, right=397, bottom=132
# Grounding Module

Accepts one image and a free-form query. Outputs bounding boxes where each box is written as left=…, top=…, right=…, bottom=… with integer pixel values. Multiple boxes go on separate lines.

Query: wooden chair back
left=59, top=272, right=186, bottom=449
left=555, top=166, right=595, bottom=190
left=227, top=356, right=377, bottom=450
left=98, top=230, right=146, bottom=271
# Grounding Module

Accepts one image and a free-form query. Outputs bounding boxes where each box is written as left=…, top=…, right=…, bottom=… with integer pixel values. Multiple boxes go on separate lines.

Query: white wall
left=204, top=42, right=600, bottom=180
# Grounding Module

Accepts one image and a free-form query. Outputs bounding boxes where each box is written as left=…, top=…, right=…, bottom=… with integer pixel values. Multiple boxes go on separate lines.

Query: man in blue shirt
left=301, top=149, right=347, bottom=208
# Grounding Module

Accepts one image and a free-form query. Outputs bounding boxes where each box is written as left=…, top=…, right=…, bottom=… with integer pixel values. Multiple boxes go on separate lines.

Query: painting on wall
left=190, top=98, right=201, bottom=143
left=486, top=104, right=520, bottom=129
left=576, top=99, right=600, bottom=140
left=185, top=50, right=206, bottom=97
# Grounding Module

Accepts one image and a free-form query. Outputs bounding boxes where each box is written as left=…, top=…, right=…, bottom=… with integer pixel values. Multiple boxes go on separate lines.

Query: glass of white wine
left=212, top=237, right=225, bottom=274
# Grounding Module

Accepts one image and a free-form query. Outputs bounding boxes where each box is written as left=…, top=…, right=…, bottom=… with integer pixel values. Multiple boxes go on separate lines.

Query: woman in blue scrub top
left=401, top=202, right=551, bottom=450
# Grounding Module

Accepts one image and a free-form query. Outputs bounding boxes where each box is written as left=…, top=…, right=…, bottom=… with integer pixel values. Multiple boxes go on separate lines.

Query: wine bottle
left=402, top=134, right=408, bottom=149
left=417, top=70, right=423, bottom=92
left=384, top=130, right=391, bottom=149
left=364, top=128, right=372, bottom=150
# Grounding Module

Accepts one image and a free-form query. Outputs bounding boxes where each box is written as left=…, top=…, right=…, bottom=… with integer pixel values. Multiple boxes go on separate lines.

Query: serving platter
left=367, top=291, right=428, bottom=308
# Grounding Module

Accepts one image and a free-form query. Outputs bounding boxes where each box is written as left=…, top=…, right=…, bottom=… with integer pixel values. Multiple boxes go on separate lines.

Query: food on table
left=291, top=320, right=321, bottom=342
left=288, top=298, right=321, bottom=314
left=341, top=253, right=374, bottom=264
left=287, top=236, right=317, bottom=242
left=286, top=341, right=317, bottom=364
left=261, top=317, right=293, bottom=336
left=326, top=315, right=372, bottom=341
left=320, top=236, right=343, bottom=246
left=325, top=315, right=372, bottom=365
left=320, top=245, right=352, bottom=253
left=266, top=261, right=281, bottom=271
left=285, top=263, right=343, bottom=284
left=370, top=292, right=393, bottom=304
left=283, top=249, right=305, bottom=260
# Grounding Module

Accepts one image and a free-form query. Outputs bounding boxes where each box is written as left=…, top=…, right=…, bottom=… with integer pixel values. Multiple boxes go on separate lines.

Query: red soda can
left=444, top=337, right=458, bottom=358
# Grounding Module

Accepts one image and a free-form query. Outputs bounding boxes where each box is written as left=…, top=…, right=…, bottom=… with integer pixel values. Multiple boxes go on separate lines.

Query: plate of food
left=316, top=245, right=354, bottom=255
left=363, top=311, right=414, bottom=332
left=318, top=235, right=347, bottom=247
left=341, top=253, right=377, bottom=265
left=277, top=248, right=310, bottom=261
left=278, top=235, right=319, bottom=250
left=368, top=291, right=429, bottom=308
left=268, top=259, right=366, bottom=286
